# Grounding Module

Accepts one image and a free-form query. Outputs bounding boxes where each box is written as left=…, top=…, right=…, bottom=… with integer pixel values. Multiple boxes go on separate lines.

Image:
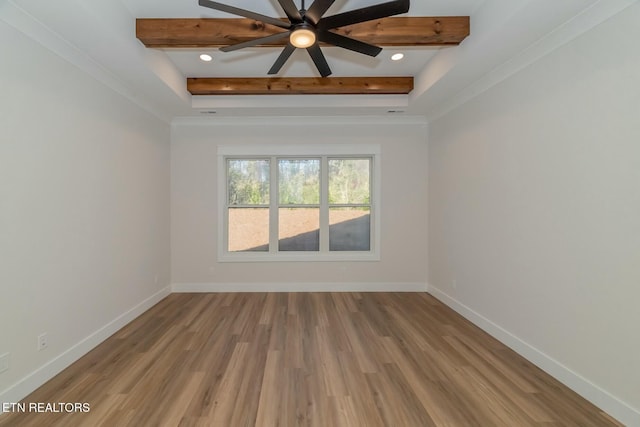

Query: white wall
left=171, top=118, right=428, bottom=291
left=0, top=20, right=171, bottom=401
left=428, top=4, right=640, bottom=425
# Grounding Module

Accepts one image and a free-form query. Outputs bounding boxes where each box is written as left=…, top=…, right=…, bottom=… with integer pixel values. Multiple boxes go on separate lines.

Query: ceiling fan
left=198, top=0, right=410, bottom=77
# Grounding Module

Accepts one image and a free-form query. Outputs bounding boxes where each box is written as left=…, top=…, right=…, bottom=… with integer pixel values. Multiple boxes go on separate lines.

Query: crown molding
left=0, top=1, right=172, bottom=123
left=425, top=0, right=638, bottom=121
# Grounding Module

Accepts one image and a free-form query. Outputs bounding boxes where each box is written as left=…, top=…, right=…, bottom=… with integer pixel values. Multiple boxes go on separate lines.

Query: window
left=219, top=145, right=380, bottom=261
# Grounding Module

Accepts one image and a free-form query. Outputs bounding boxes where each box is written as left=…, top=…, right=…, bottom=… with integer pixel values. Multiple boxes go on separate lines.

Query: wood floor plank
left=380, top=335, right=469, bottom=426
left=254, top=350, right=282, bottom=426
left=315, top=324, right=350, bottom=397
left=257, top=293, right=278, bottom=326
left=0, top=292, right=622, bottom=427
left=207, top=342, right=251, bottom=425
left=368, top=363, right=438, bottom=427
left=336, top=350, right=386, bottom=427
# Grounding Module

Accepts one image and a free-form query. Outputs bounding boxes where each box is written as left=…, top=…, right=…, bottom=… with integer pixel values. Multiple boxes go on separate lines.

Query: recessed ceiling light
left=391, top=53, right=404, bottom=61
left=199, top=54, right=213, bottom=62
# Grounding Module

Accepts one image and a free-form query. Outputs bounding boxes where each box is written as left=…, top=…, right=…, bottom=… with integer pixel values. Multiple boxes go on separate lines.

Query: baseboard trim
left=172, top=282, right=428, bottom=293
left=426, top=284, right=640, bottom=427
left=0, top=286, right=171, bottom=408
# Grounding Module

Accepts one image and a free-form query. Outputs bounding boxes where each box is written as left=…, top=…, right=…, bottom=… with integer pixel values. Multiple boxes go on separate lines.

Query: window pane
left=328, top=159, right=370, bottom=205
left=278, top=159, right=320, bottom=205
left=228, top=159, right=269, bottom=205
left=329, top=208, right=370, bottom=251
left=279, top=208, right=319, bottom=251
left=228, top=208, right=269, bottom=252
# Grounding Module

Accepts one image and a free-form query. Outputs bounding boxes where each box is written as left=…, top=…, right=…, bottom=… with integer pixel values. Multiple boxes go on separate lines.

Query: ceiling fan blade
left=306, top=44, right=332, bottom=77
left=305, top=0, right=336, bottom=25
left=318, top=31, right=382, bottom=57
left=220, top=31, right=291, bottom=52
left=198, top=0, right=291, bottom=29
left=318, top=0, right=409, bottom=30
left=277, top=0, right=303, bottom=22
left=268, top=44, right=297, bottom=74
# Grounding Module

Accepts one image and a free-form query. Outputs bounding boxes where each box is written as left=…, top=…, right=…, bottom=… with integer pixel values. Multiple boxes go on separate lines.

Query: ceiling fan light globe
left=290, top=29, right=316, bottom=48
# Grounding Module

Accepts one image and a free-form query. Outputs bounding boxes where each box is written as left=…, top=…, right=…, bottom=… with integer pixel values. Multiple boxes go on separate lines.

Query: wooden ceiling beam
left=137, top=17, right=469, bottom=48
left=187, top=77, right=414, bottom=95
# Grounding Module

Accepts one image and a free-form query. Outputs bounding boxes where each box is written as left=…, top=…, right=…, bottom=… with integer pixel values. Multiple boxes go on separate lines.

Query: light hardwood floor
left=0, top=293, right=622, bottom=426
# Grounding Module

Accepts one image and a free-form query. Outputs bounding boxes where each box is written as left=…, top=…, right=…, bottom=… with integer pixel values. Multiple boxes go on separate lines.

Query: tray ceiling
left=1, top=0, right=616, bottom=120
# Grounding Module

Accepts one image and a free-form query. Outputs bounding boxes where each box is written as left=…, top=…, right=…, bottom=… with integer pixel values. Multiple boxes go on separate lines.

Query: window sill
left=218, top=252, right=380, bottom=263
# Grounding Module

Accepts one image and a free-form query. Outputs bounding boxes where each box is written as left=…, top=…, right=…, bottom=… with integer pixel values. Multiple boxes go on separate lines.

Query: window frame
left=218, top=144, right=381, bottom=262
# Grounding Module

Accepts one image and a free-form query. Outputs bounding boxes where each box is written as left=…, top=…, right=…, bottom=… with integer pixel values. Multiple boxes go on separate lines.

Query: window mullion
left=269, top=156, right=278, bottom=253
left=223, top=157, right=230, bottom=255
left=319, top=156, right=329, bottom=252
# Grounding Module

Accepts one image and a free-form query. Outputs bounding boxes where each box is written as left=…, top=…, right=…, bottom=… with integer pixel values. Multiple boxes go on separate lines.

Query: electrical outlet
left=37, top=333, right=48, bottom=351
left=0, top=353, right=9, bottom=374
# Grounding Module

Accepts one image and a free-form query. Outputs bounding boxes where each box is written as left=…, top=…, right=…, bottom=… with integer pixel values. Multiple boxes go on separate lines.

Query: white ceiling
left=2, top=0, right=629, bottom=121
left=120, top=0, right=483, bottom=19
left=166, top=47, right=440, bottom=79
